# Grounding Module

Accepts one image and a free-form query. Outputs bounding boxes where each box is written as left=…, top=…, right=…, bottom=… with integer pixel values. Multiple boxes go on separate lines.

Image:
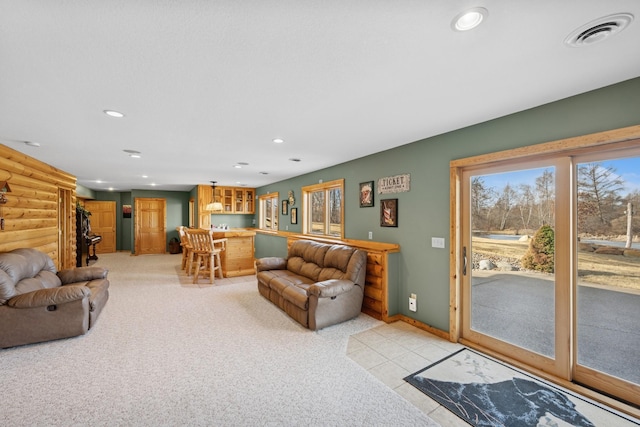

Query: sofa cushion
left=15, top=271, right=62, bottom=295
left=0, top=249, right=60, bottom=305
left=0, top=269, right=15, bottom=304
left=281, top=284, right=309, bottom=310
left=8, top=285, right=90, bottom=308
left=268, top=274, right=313, bottom=296
left=286, top=240, right=329, bottom=281
left=318, top=245, right=357, bottom=282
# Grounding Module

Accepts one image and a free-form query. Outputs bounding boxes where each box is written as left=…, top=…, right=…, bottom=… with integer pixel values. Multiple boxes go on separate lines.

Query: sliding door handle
left=463, top=246, right=467, bottom=276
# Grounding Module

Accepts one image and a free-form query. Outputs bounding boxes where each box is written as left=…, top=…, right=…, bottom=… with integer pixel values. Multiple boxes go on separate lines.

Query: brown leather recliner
left=256, top=240, right=367, bottom=330
left=0, top=248, right=109, bottom=348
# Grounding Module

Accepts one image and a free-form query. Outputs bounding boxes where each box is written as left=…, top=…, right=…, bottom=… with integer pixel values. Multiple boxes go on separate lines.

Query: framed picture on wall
left=380, top=199, right=398, bottom=227
left=359, top=181, right=374, bottom=207
left=122, top=204, right=132, bottom=218
left=282, top=200, right=289, bottom=215
left=290, top=208, right=298, bottom=224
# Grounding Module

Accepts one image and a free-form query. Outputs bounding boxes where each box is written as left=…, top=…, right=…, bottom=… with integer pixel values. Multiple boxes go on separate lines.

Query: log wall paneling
left=0, top=144, right=77, bottom=269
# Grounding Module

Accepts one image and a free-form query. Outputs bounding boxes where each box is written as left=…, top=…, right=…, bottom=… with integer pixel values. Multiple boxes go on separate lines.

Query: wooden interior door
left=135, top=198, right=166, bottom=255
left=84, top=200, right=116, bottom=253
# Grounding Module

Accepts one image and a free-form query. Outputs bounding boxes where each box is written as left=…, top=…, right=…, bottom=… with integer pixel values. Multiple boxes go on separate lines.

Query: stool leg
left=193, top=254, right=202, bottom=284
left=187, top=251, right=194, bottom=276
left=209, top=253, right=215, bottom=284
left=214, top=252, right=223, bottom=279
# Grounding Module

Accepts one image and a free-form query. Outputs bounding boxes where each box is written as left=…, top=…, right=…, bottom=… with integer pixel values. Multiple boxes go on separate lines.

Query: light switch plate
left=432, top=237, right=445, bottom=248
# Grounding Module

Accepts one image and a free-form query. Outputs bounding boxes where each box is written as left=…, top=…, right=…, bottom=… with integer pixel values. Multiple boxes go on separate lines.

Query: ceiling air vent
left=565, top=13, right=633, bottom=47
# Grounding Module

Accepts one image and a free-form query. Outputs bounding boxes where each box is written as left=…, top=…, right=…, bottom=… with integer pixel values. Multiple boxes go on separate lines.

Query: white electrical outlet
left=368, top=231, right=373, bottom=240
left=409, top=293, right=417, bottom=312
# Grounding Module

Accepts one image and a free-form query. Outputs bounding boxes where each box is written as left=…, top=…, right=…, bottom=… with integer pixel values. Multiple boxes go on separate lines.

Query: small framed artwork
left=282, top=200, right=289, bottom=215
left=359, top=181, right=374, bottom=207
left=380, top=199, right=398, bottom=227
left=122, top=204, right=132, bottom=219
left=290, top=208, right=298, bottom=224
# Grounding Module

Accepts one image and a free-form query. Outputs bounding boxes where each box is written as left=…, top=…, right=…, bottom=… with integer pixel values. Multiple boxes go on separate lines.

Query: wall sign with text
left=377, top=174, right=410, bottom=194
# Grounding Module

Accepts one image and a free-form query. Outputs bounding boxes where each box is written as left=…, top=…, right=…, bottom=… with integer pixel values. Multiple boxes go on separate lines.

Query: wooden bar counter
left=212, top=228, right=256, bottom=277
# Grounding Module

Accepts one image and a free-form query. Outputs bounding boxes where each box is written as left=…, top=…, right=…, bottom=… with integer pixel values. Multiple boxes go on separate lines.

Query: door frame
left=449, top=124, right=640, bottom=411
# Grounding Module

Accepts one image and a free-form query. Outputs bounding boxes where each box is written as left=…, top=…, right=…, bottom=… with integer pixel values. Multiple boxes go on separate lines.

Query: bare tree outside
left=535, top=169, right=555, bottom=227
left=496, top=184, right=517, bottom=231
left=517, top=183, right=535, bottom=231
left=577, top=163, right=624, bottom=234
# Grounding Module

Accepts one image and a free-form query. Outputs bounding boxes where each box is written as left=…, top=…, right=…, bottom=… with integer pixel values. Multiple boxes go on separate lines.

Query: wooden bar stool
left=177, top=226, right=192, bottom=272
left=211, top=238, right=227, bottom=280
left=184, top=229, right=226, bottom=284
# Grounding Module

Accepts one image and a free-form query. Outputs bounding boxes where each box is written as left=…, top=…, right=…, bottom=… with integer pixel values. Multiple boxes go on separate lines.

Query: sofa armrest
left=57, top=267, right=108, bottom=285
left=256, top=257, right=287, bottom=272
left=307, top=279, right=356, bottom=298
left=7, top=285, right=90, bottom=309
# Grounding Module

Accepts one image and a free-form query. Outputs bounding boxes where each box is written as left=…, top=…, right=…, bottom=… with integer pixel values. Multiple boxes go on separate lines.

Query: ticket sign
left=377, top=174, right=410, bottom=194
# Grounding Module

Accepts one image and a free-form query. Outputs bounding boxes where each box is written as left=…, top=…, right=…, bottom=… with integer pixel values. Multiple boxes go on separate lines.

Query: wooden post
left=626, top=202, right=634, bottom=249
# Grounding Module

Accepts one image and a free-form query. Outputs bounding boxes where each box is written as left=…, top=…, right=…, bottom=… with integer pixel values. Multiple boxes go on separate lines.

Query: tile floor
left=347, top=321, right=471, bottom=426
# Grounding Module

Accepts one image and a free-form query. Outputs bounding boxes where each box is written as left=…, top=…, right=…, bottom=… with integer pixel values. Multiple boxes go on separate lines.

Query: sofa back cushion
left=0, top=248, right=60, bottom=305
left=286, top=240, right=329, bottom=282
left=318, top=245, right=357, bottom=282
left=285, top=240, right=366, bottom=286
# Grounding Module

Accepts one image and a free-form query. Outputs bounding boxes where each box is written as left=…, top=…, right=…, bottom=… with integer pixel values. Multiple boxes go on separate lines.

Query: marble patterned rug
left=404, top=348, right=639, bottom=427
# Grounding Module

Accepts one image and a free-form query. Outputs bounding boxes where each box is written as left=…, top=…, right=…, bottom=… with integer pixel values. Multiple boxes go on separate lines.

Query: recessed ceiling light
left=123, top=149, right=140, bottom=154
left=565, top=13, right=634, bottom=47
left=129, top=154, right=141, bottom=159
left=104, top=110, right=125, bottom=118
left=142, top=175, right=148, bottom=178
left=273, top=138, right=284, bottom=144
left=237, top=162, right=249, bottom=166
left=289, top=158, right=301, bottom=162
left=259, top=171, right=269, bottom=175
left=452, top=7, right=488, bottom=31
left=234, top=165, right=242, bottom=169
left=24, top=141, right=40, bottom=147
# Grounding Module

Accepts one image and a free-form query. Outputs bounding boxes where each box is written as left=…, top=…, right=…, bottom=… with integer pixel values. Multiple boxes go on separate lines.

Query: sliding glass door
left=573, top=152, right=640, bottom=402
left=461, top=159, right=571, bottom=379
left=458, top=143, right=640, bottom=405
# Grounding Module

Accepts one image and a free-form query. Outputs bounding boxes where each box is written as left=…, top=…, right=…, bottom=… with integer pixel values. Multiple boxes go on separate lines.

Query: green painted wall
left=209, top=214, right=254, bottom=229
left=95, top=189, right=191, bottom=253
left=255, top=77, right=640, bottom=332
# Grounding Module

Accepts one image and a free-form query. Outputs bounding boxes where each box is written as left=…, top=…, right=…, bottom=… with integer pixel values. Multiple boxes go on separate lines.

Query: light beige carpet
left=0, top=252, right=438, bottom=426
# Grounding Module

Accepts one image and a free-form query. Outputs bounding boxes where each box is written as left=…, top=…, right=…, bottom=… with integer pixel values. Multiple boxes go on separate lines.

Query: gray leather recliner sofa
left=0, top=248, right=109, bottom=348
left=256, top=239, right=367, bottom=330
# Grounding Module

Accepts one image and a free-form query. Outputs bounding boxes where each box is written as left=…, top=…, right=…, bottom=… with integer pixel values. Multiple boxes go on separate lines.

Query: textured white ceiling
left=2, top=1, right=640, bottom=191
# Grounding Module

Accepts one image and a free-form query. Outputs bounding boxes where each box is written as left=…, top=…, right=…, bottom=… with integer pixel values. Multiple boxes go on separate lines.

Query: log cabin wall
left=0, top=144, right=77, bottom=269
